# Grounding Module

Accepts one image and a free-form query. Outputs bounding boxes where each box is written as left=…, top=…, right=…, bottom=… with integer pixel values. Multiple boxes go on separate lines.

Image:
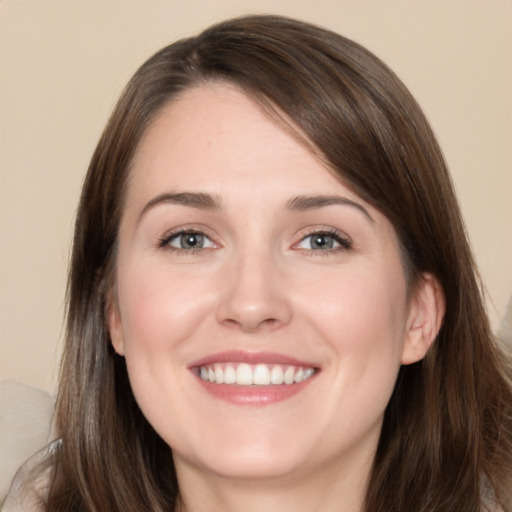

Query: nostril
left=215, top=275, right=293, bottom=332
left=221, top=316, right=281, bottom=333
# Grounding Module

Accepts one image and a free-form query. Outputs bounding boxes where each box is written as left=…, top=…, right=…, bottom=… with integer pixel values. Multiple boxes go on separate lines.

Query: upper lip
left=188, top=350, right=319, bottom=369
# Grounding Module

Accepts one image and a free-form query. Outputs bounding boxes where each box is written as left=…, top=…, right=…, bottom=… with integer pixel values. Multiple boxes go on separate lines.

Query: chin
left=173, top=431, right=313, bottom=482
left=195, top=450, right=306, bottom=481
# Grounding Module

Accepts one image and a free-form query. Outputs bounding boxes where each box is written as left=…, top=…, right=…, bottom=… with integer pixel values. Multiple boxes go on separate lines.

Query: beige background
left=1, top=0, right=511, bottom=393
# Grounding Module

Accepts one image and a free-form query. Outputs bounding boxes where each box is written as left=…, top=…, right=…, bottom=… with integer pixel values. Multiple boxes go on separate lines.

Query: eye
left=295, top=231, right=351, bottom=251
left=161, top=231, right=215, bottom=250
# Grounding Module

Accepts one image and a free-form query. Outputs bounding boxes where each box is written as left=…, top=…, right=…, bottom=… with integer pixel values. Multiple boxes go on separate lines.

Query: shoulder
left=2, top=440, right=60, bottom=512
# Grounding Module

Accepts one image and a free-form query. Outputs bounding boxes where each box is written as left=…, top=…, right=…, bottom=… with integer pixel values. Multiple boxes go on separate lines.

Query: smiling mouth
left=197, top=363, right=317, bottom=386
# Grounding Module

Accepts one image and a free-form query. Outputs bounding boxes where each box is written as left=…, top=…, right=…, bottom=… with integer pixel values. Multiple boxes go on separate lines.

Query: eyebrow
left=138, top=192, right=222, bottom=222
left=286, top=194, right=375, bottom=223
left=138, top=191, right=374, bottom=224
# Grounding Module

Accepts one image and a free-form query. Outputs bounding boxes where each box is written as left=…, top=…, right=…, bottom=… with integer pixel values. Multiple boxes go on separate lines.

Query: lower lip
left=194, top=375, right=317, bottom=406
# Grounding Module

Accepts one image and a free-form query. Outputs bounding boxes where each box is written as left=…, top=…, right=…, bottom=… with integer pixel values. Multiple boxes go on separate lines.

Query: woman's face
left=108, top=83, right=435, bottom=486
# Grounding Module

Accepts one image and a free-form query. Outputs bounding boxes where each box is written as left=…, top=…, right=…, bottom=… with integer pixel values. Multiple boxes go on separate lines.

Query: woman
left=4, top=14, right=511, bottom=512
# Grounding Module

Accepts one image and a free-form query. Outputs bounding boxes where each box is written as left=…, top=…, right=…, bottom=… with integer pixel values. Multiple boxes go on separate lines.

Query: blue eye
left=296, top=231, right=351, bottom=251
left=163, top=231, right=215, bottom=250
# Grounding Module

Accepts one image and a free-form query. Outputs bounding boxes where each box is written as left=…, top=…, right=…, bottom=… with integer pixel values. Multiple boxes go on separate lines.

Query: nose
left=215, top=250, right=293, bottom=333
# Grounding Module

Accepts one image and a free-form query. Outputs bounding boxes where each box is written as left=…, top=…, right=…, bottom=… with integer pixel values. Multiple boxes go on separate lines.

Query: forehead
left=127, top=83, right=362, bottom=204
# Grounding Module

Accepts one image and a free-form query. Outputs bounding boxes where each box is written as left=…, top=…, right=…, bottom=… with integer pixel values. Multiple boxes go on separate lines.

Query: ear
left=106, top=287, right=125, bottom=356
left=401, top=273, right=445, bottom=365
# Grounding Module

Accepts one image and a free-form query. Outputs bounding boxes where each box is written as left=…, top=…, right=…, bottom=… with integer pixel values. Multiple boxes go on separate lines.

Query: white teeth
left=295, top=368, right=314, bottom=382
left=197, top=363, right=316, bottom=386
left=270, top=365, right=284, bottom=385
left=236, top=363, right=253, bottom=385
left=224, top=365, right=236, bottom=384
left=253, top=364, right=271, bottom=385
left=294, top=368, right=305, bottom=383
left=214, top=364, right=224, bottom=384
left=284, top=366, right=295, bottom=385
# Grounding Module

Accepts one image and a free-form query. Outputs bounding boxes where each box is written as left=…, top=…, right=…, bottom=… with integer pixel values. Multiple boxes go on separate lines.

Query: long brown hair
left=46, top=15, right=512, bottom=512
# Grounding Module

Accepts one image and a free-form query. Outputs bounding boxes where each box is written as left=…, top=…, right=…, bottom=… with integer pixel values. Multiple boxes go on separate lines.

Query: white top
left=2, top=441, right=59, bottom=512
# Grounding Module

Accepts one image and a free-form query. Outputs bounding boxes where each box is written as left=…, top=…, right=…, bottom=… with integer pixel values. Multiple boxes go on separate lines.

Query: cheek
left=322, top=270, right=406, bottom=426
left=116, top=262, right=215, bottom=356
left=297, top=262, right=408, bottom=374
left=115, top=264, right=215, bottom=445
left=305, top=259, right=406, bottom=323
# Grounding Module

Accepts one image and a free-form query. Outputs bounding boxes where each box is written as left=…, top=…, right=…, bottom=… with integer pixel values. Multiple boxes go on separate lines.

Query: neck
left=174, top=451, right=372, bottom=512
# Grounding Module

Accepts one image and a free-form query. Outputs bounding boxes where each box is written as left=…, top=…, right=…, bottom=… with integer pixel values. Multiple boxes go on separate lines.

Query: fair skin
left=108, top=83, right=444, bottom=512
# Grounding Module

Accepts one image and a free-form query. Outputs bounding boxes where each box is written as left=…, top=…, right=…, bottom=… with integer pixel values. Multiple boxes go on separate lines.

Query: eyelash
left=295, top=229, right=352, bottom=254
left=158, top=229, right=216, bottom=254
left=158, top=228, right=352, bottom=255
